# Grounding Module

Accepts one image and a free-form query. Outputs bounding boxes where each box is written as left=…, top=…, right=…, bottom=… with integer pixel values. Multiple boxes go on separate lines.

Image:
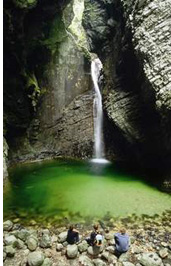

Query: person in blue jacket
left=114, top=227, right=130, bottom=257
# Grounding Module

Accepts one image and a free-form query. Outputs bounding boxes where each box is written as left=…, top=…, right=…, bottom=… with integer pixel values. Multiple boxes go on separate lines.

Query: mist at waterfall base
left=4, top=159, right=171, bottom=225
left=91, top=58, right=109, bottom=165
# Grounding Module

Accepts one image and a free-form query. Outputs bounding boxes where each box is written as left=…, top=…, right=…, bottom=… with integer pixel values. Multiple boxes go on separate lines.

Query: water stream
left=91, top=58, right=106, bottom=162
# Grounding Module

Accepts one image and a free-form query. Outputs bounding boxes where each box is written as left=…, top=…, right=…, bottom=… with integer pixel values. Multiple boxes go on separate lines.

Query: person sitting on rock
left=114, top=227, right=130, bottom=257
left=66, top=224, right=79, bottom=244
left=86, top=223, right=99, bottom=246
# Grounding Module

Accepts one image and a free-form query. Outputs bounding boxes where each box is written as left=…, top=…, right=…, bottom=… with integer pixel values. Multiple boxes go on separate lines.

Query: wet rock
left=5, top=245, right=16, bottom=257
left=27, top=236, right=38, bottom=251
left=78, top=240, right=88, bottom=253
left=4, top=235, right=18, bottom=247
left=66, top=244, right=78, bottom=258
left=58, top=232, right=67, bottom=243
left=93, top=258, right=107, bottom=266
left=137, top=252, right=162, bottom=266
left=79, top=255, right=94, bottom=266
left=56, top=243, right=63, bottom=251
left=27, top=251, right=44, bottom=266
left=3, top=220, right=13, bottom=231
left=159, top=248, right=168, bottom=258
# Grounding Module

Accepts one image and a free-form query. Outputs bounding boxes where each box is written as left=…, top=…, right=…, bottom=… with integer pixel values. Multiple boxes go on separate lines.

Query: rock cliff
left=3, top=0, right=171, bottom=182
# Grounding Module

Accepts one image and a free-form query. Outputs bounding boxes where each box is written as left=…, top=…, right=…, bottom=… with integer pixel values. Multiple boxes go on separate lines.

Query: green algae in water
left=3, top=159, right=171, bottom=224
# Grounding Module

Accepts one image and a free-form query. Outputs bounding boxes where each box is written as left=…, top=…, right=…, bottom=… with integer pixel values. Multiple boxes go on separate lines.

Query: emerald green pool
left=3, top=159, right=171, bottom=225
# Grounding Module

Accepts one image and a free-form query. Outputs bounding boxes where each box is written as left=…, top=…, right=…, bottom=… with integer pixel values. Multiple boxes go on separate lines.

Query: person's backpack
left=95, top=234, right=103, bottom=246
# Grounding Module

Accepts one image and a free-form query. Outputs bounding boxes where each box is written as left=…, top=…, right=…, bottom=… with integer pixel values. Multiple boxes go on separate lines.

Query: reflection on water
left=3, top=158, right=171, bottom=224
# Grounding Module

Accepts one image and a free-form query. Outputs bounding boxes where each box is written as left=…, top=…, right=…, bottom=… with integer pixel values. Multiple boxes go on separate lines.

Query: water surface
left=3, top=159, right=171, bottom=224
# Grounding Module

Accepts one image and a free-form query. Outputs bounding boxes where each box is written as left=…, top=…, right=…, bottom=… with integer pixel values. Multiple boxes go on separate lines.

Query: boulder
left=4, top=235, right=18, bottom=247
left=5, top=245, right=16, bottom=257
left=105, top=233, right=113, bottom=241
left=79, top=255, right=94, bottom=266
left=78, top=240, right=88, bottom=253
left=138, top=252, right=162, bottom=266
left=159, top=248, right=168, bottom=258
left=42, top=258, right=53, bottom=266
left=105, top=246, right=114, bottom=254
left=3, top=220, right=13, bottom=231
left=27, top=251, right=44, bottom=266
left=66, top=244, right=78, bottom=258
left=16, top=238, right=25, bottom=249
left=27, top=237, right=38, bottom=251
left=122, top=262, right=135, bottom=266
left=17, top=229, right=31, bottom=241
left=39, top=231, right=52, bottom=248
left=58, top=232, right=67, bottom=243
left=56, top=243, right=63, bottom=251
left=93, top=258, right=107, bottom=266
left=87, top=245, right=103, bottom=256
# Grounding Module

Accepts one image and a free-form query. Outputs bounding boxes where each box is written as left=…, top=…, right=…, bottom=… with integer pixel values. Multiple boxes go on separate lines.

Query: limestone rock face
left=4, top=0, right=94, bottom=164
left=83, top=0, right=171, bottom=177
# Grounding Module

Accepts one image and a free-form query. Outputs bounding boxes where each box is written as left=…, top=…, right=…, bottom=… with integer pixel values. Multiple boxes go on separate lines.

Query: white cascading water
left=91, top=58, right=109, bottom=164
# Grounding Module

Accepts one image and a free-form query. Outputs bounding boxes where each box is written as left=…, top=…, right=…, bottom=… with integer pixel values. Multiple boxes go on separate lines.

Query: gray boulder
left=105, top=246, right=114, bottom=254
left=93, top=258, right=107, bottom=266
left=159, top=248, right=168, bottom=258
left=39, top=231, right=51, bottom=248
left=16, top=238, right=25, bottom=249
left=27, top=237, right=38, bottom=251
left=4, top=235, right=18, bottom=247
left=66, top=244, right=78, bottom=258
left=138, top=252, right=163, bottom=266
left=78, top=240, right=88, bottom=253
left=87, top=245, right=103, bottom=256
left=79, top=255, right=94, bottom=266
left=56, top=243, right=63, bottom=251
left=58, top=232, right=67, bottom=243
left=42, top=258, right=53, bottom=266
left=5, top=245, right=16, bottom=257
left=27, top=251, right=44, bottom=266
left=3, top=220, right=13, bottom=231
left=122, top=262, right=135, bottom=266
left=17, top=229, right=31, bottom=241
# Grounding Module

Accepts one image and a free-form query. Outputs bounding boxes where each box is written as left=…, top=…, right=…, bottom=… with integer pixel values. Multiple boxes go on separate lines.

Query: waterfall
left=91, top=58, right=109, bottom=163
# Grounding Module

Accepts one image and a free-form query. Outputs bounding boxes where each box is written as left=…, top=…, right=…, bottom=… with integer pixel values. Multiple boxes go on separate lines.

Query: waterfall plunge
left=91, top=58, right=109, bottom=164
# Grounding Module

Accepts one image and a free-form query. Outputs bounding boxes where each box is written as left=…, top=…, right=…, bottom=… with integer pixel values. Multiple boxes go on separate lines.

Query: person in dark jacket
left=66, top=224, right=79, bottom=244
left=86, top=224, right=99, bottom=246
left=114, top=228, right=129, bottom=257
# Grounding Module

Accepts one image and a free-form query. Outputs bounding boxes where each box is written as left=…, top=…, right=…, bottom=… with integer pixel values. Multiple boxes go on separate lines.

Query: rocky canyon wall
left=3, top=0, right=171, bottom=183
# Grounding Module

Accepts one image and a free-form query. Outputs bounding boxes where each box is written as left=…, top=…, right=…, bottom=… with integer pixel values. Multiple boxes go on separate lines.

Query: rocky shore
left=3, top=212, right=171, bottom=266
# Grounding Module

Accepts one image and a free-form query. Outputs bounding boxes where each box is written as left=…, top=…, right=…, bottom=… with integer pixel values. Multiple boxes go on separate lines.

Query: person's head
left=120, top=227, right=126, bottom=234
left=93, top=223, right=99, bottom=231
left=69, top=224, right=74, bottom=231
